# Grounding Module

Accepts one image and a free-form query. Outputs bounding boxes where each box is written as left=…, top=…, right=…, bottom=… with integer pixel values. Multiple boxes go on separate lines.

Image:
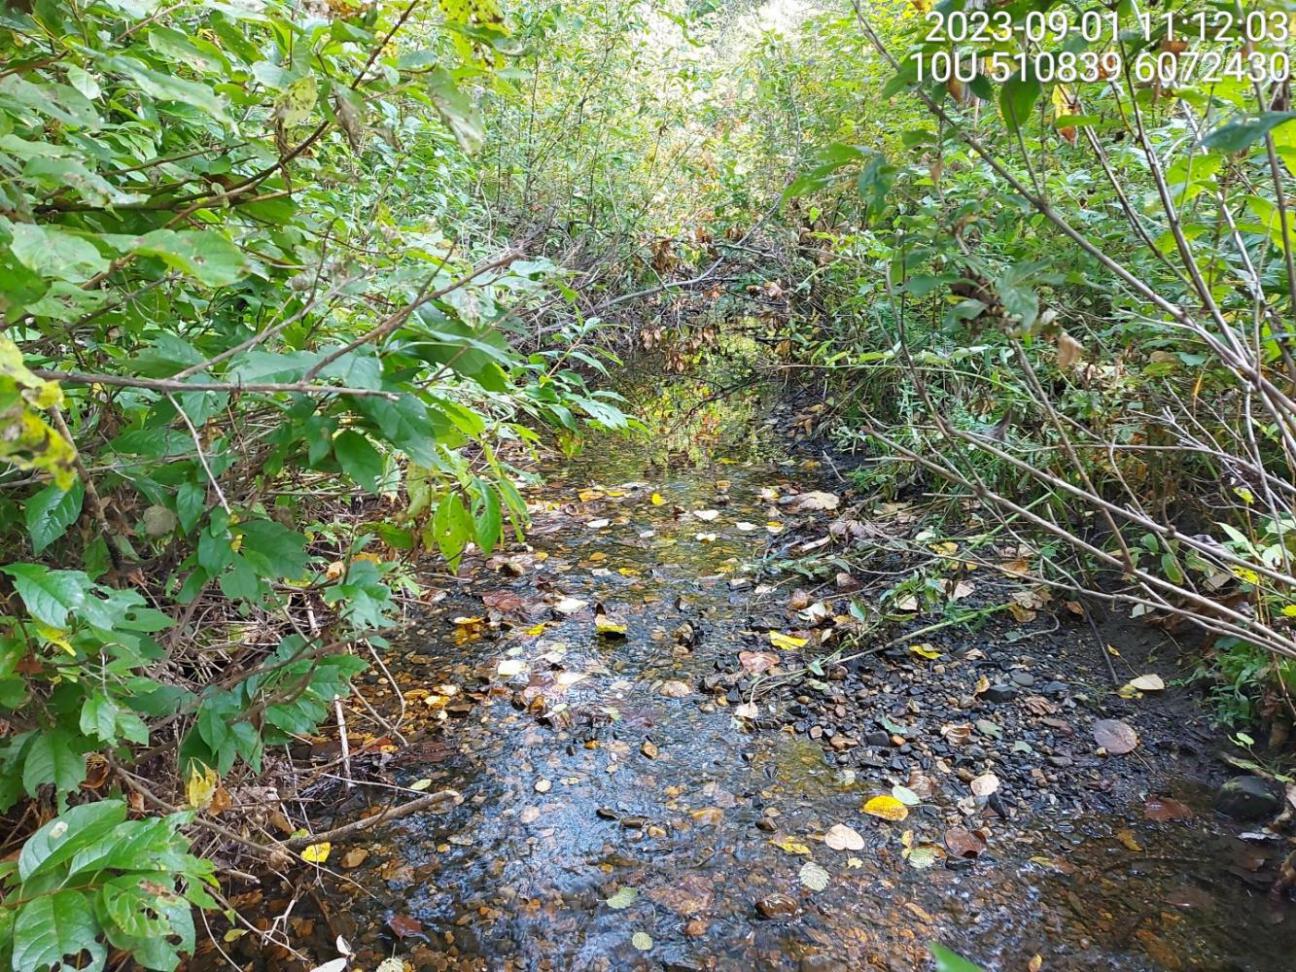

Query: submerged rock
left=755, top=893, right=800, bottom=919
left=1216, top=775, right=1278, bottom=820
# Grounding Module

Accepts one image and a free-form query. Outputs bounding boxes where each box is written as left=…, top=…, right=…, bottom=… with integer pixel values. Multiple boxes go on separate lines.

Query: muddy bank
left=199, top=386, right=1296, bottom=972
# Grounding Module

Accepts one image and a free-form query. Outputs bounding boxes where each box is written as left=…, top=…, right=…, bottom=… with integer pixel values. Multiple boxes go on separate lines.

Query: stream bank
left=200, top=366, right=1296, bottom=972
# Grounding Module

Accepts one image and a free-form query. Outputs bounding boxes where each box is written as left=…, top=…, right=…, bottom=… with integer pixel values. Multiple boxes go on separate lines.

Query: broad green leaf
left=26, top=481, right=85, bottom=554
left=999, top=73, right=1041, bottom=132
left=22, top=728, right=87, bottom=796
left=333, top=430, right=384, bottom=494
left=18, top=800, right=127, bottom=881
left=9, top=224, right=109, bottom=281
left=1202, top=112, right=1296, bottom=154
left=12, top=890, right=103, bottom=972
left=0, top=564, right=92, bottom=628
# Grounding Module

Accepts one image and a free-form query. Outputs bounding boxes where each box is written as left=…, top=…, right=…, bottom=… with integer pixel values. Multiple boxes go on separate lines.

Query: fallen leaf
left=769, top=631, right=808, bottom=650
left=341, top=847, right=369, bottom=868
left=1116, top=828, right=1143, bottom=852
left=650, top=493, right=665, bottom=506
left=891, top=785, right=921, bottom=806
left=739, top=651, right=779, bottom=674
left=781, top=491, right=840, bottom=512
left=1124, top=673, right=1166, bottom=693
left=948, top=579, right=975, bottom=601
left=771, top=835, right=812, bottom=855
left=903, top=844, right=944, bottom=869
left=909, top=643, right=941, bottom=660
left=694, top=509, right=720, bottom=521
left=606, top=887, right=638, bottom=909
left=553, top=596, right=589, bottom=616
left=1093, top=718, right=1139, bottom=755
left=310, top=960, right=348, bottom=972
left=301, top=842, right=331, bottom=864
left=970, top=772, right=1000, bottom=797
left=736, top=521, right=757, bottom=532
left=1001, top=557, right=1030, bottom=576
left=534, top=779, right=551, bottom=793
left=387, top=914, right=423, bottom=939
left=587, top=518, right=611, bottom=529
left=733, top=702, right=759, bottom=719
left=798, top=861, right=830, bottom=891
left=497, top=659, right=526, bottom=677
left=863, top=794, right=909, bottom=821
left=824, top=823, right=865, bottom=851
left=1144, top=796, right=1194, bottom=822
left=1057, top=329, right=1084, bottom=368
left=631, top=932, right=653, bottom=951
left=944, top=827, right=986, bottom=859
left=641, top=740, right=659, bottom=759
left=660, top=680, right=692, bottom=698
left=594, top=604, right=628, bottom=636
left=695, top=532, right=717, bottom=542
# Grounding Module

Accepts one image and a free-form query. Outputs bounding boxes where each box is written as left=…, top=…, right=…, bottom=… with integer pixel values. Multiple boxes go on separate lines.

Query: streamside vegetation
left=3, top=0, right=1296, bottom=967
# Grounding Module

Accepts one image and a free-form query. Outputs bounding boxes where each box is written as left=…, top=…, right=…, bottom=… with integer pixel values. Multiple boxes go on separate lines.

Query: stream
left=225, top=374, right=1296, bottom=972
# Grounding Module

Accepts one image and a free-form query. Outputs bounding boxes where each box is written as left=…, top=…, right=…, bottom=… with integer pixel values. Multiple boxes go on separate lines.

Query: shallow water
left=226, top=375, right=1296, bottom=972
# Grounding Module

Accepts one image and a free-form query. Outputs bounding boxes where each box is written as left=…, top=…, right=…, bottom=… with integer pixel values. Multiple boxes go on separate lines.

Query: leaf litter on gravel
left=1093, top=718, right=1139, bottom=755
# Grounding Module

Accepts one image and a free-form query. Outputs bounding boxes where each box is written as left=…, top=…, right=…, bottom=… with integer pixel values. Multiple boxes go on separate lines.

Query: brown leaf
left=738, top=651, right=779, bottom=675
left=1093, top=718, right=1139, bottom=755
left=341, top=847, right=369, bottom=868
left=387, top=914, right=425, bottom=939
left=1056, top=330, right=1084, bottom=368
left=1144, top=796, right=1194, bottom=822
left=944, top=827, right=987, bottom=859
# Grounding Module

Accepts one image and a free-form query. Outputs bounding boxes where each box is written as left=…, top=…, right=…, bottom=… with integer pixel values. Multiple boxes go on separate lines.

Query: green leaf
left=0, top=564, right=92, bottom=628
left=12, top=890, right=103, bottom=972
left=1202, top=112, right=1296, bottom=154
left=9, top=224, right=109, bottom=281
left=130, top=229, right=248, bottom=288
left=18, top=800, right=127, bottom=881
left=999, top=73, right=1041, bottom=132
left=23, top=728, right=86, bottom=797
left=26, top=481, right=85, bottom=554
left=333, top=430, right=384, bottom=494
left=432, top=491, right=473, bottom=571
left=929, top=944, right=984, bottom=972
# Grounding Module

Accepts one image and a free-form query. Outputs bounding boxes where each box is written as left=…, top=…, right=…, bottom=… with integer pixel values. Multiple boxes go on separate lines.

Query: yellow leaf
left=34, top=623, right=74, bottom=655
left=908, top=643, right=941, bottom=660
left=595, top=614, right=628, bottom=635
left=523, top=622, right=547, bottom=636
left=186, top=763, right=219, bottom=810
left=769, top=631, right=808, bottom=650
left=301, top=841, right=331, bottom=864
left=862, top=794, right=909, bottom=822
left=578, top=488, right=602, bottom=502
left=1232, top=566, right=1260, bottom=585
left=770, top=835, right=811, bottom=855
left=650, top=493, right=665, bottom=506
left=930, top=541, right=958, bottom=556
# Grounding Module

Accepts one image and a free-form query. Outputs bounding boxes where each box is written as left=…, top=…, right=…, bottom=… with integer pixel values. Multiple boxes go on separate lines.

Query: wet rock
left=1010, top=671, right=1036, bottom=687
left=1216, top=775, right=1278, bottom=820
left=1042, top=680, right=1069, bottom=697
left=983, top=684, right=1017, bottom=703
left=755, top=893, right=800, bottom=919
left=865, top=730, right=890, bottom=747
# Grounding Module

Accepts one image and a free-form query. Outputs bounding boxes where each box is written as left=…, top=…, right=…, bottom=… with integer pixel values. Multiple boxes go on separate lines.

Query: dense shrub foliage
left=0, top=0, right=632, bottom=965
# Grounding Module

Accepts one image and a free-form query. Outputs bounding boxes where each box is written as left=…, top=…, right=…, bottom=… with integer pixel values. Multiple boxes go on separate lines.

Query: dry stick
left=867, top=423, right=1296, bottom=658
left=283, top=789, right=460, bottom=849
left=334, top=695, right=353, bottom=792
left=166, top=393, right=231, bottom=515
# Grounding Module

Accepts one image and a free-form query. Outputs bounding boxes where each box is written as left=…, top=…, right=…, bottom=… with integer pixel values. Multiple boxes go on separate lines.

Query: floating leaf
left=631, top=932, right=653, bottom=951
left=650, top=492, right=665, bottom=506
left=301, top=842, right=331, bottom=864
left=798, top=861, right=830, bottom=891
left=497, top=658, right=526, bottom=677
left=594, top=604, right=628, bottom=636
left=891, top=785, right=921, bottom=806
left=606, top=887, right=638, bottom=909
left=863, top=794, right=909, bottom=821
left=387, top=913, right=423, bottom=939
left=823, top=823, right=865, bottom=851
left=771, top=835, right=812, bottom=855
